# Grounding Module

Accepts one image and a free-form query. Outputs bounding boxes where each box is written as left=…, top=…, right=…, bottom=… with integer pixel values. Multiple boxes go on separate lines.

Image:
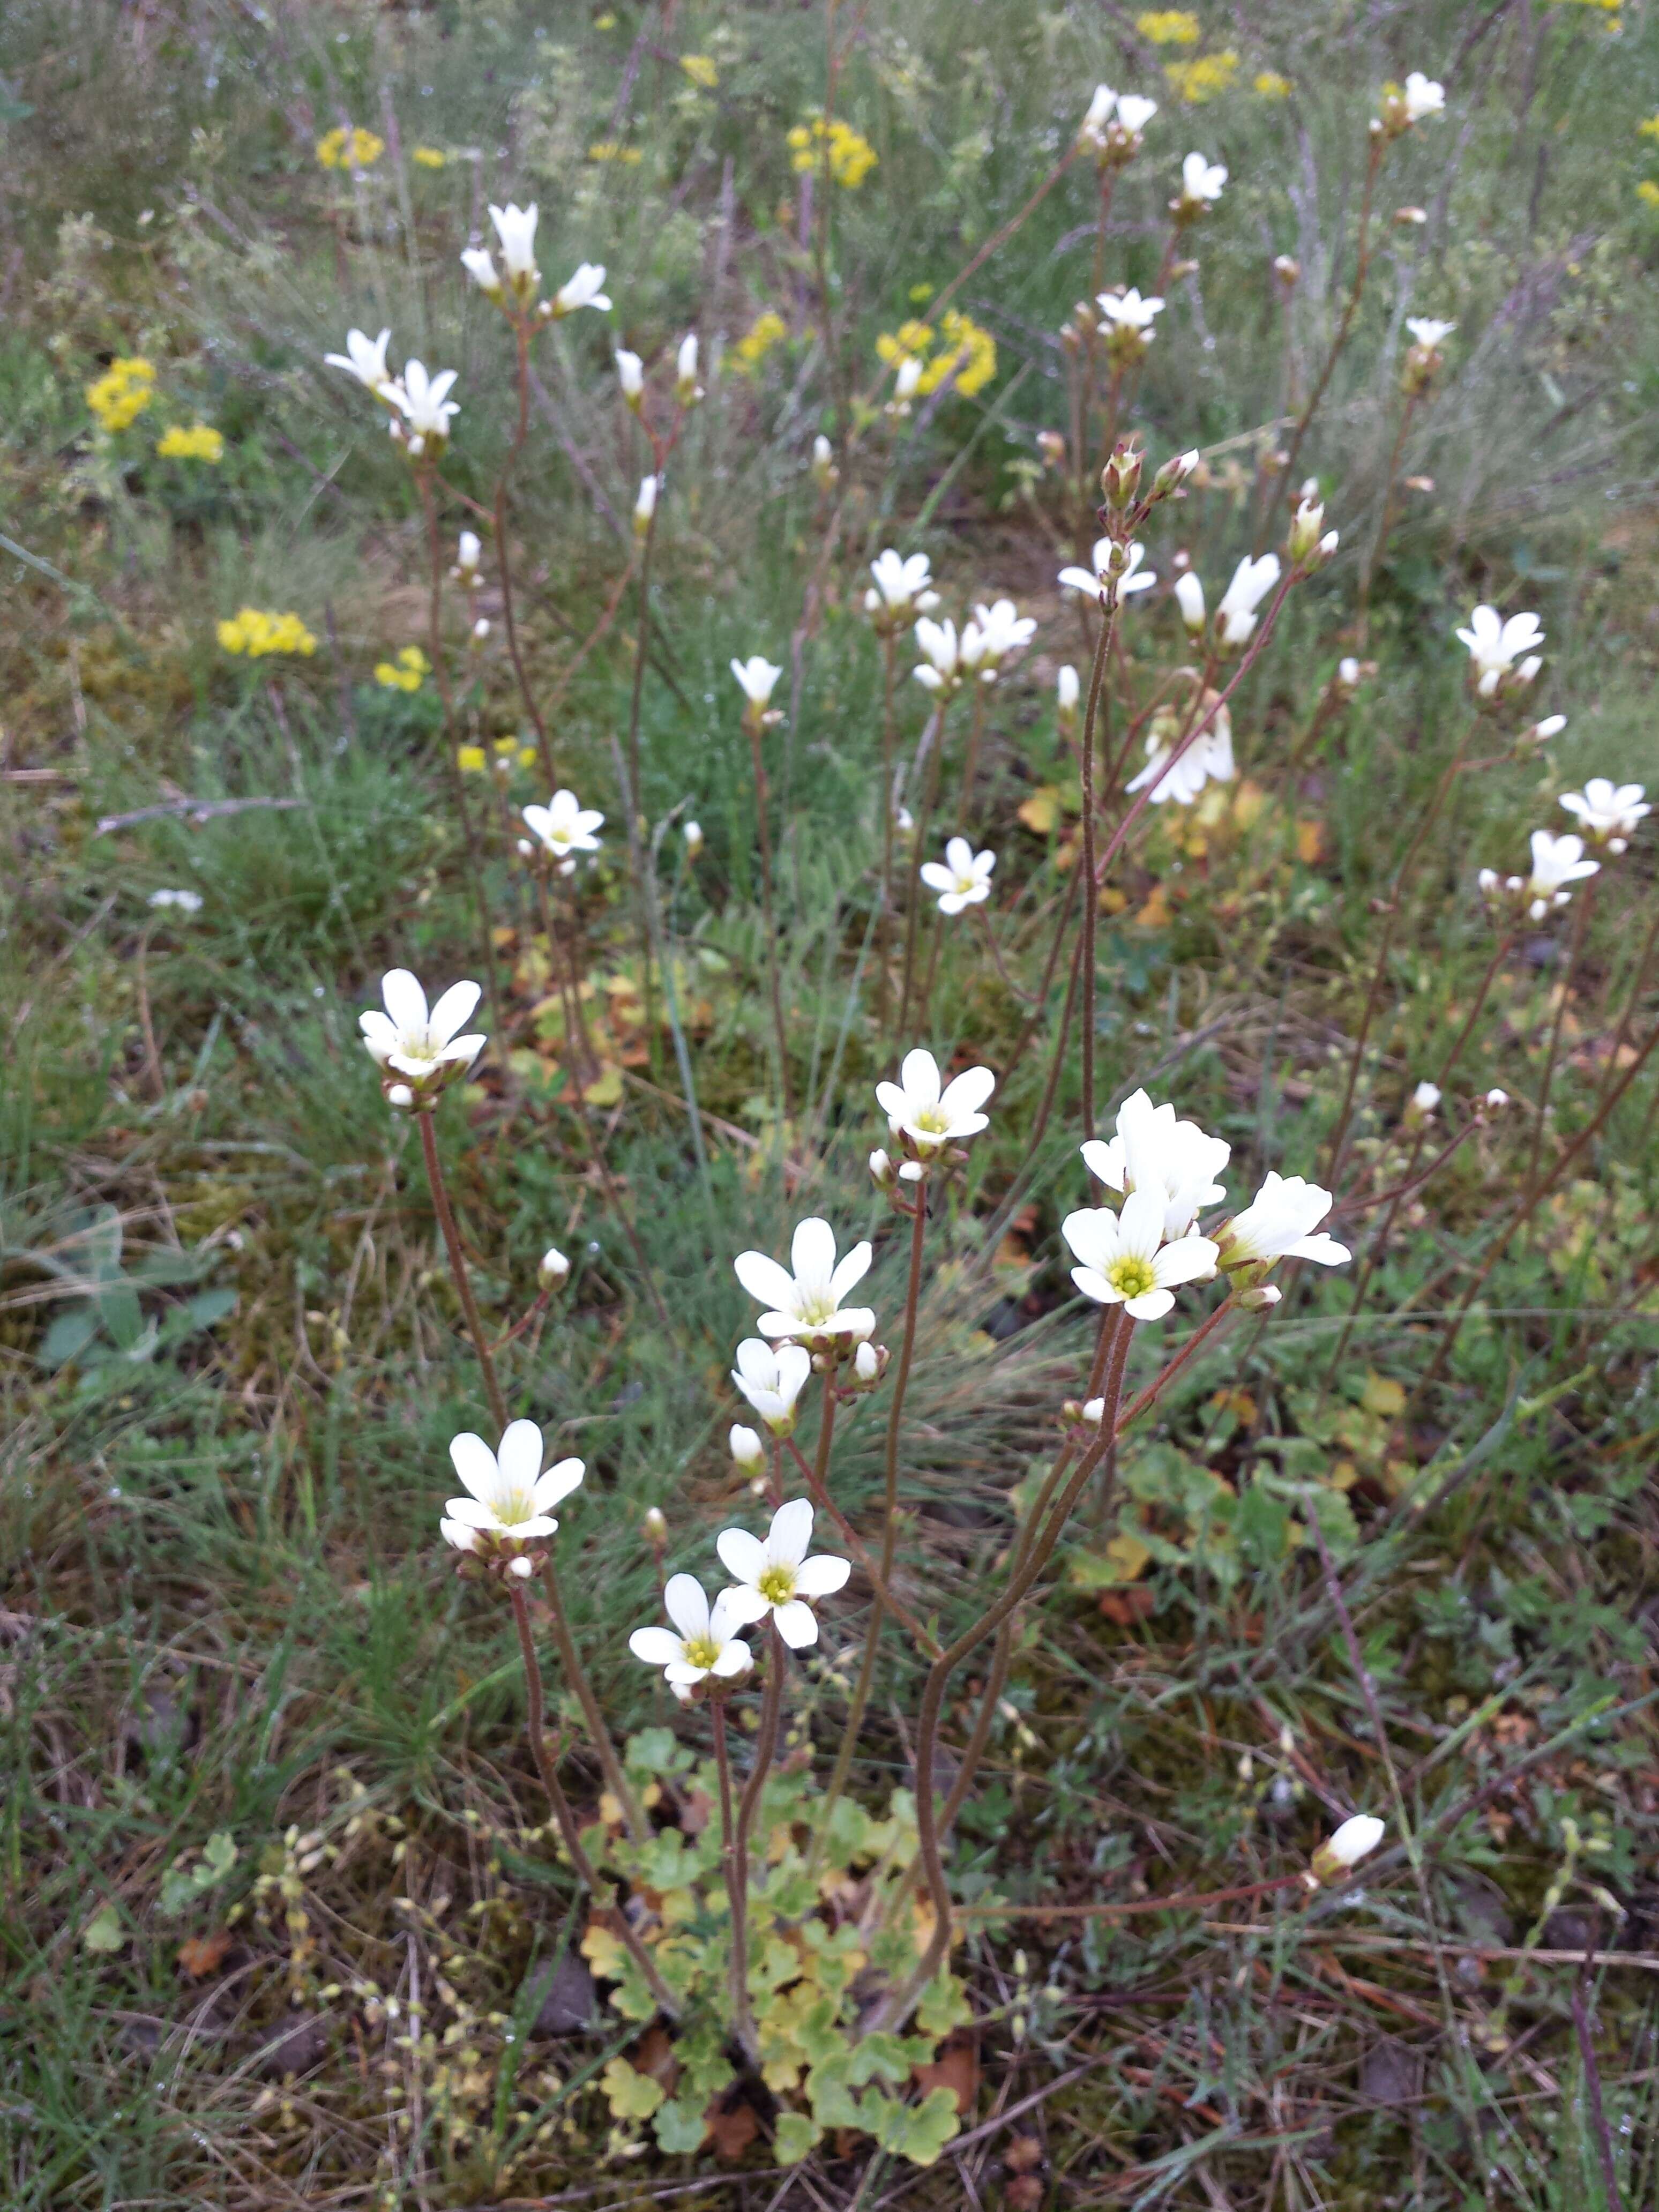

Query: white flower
left=1079, top=84, right=1117, bottom=147
left=913, top=616, right=961, bottom=691
left=453, top=529, right=482, bottom=579
left=633, top=474, right=658, bottom=534
left=522, top=789, right=604, bottom=860
left=148, top=887, right=203, bottom=914
left=854, top=1341, right=880, bottom=1383
left=684, top=819, right=705, bottom=857
left=1095, top=287, right=1164, bottom=335
left=359, top=970, right=485, bottom=1089
left=1410, top=1081, right=1441, bottom=1116
left=1117, top=94, right=1159, bottom=135
left=1531, top=715, right=1567, bottom=743
left=441, top=1421, right=583, bottom=1551
left=1525, top=828, right=1598, bottom=916
left=1560, top=779, right=1648, bottom=852
left=460, top=243, right=502, bottom=297
left=920, top=836, right=996, bottom=915
left=1063, top=1190, right=1220, bottom=1322
left=734, top=1217, right=876, bottom=1344
left=1174, top=571, right=1206, bottom=633
left=488, top=200, right=539, bottom=289
left=716, top=1499, right=851, bottom=1650
left=539, top=1246, right=571, bottom=1289
left=1058, top=539, right=1156, bottom=604
left=552, top=261, right=610, bottom=316
left=616, top=349, right=645, bottom=402
left=1313, top=1814, right=1386, bottom=1881
left=1406, top=317, right=1455, bottom=350
left=1056, top=664, right=1080, bottom=716
left=387, top=360, right=460, bottom=449
left=1337, top=655, right=1361, bottom=689
left=1454, top=605, right=1544, bottom=697
left=1216, top=554, right=1280, bottom=646
left=730, top=1424, right=765, bottom=1472
left=1218, top=1172, right=1349, bottom=1271
left=963, top=597, right=1036, bottom=672
left=876, top=1047, right=996, bottom=1154
left=676, top=332, right=702, bottom=403
left=730, top=1339, right=813, bottom=1434
left=730, top=655, right=783, bottom=709
left=1126, top=706, right=1234, bottom=808
left=1081, top=1088, right=1230, bottom=1237
left=1179, top=151, right=1227, bottom=206
left=471, top=617, right=490, bottom=645
left=1402, top=73, right=1444, bottom=122
left=325, top=326, right=395, bottom=396
left=811, top=432, right=836, bottom=487
left=893, top=356, right=923, bottom=403
left=867, top=548, right=939, bottom=621
left=629, top=1576, right=753, bottom=1687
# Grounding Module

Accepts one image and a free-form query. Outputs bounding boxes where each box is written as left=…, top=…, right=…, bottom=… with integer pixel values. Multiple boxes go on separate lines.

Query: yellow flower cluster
left=86, top=356, right=155, bottom=432
left=876, top=310, right=998, bottom=400
left=316, top=126, right=384, bottom=171
left=1165, top=49, right=1239, bottom=103
left=1137, top=11, right=1200, bottom=46
left=787, top=115, right=879, bottom=188
left=1640, top=115, right=1659, bottom=139
left=458, top=737, right=537, bottom=776
left=1639, top=181, right=1659, bottom=207
left=1254, top=70, right=1292, bottom=100
left=680, top=54, right=719, bottom=89
left=217, top=608, right=317, bottom=658
left=588, top=140, right=644, bottom=165
left=732, top=310, right=788, bottom=372
left=412, top=145, right=447, bottom=169
left=156, top=422, right=225, bottom=462
left=374, top=646, right=430, bottom=693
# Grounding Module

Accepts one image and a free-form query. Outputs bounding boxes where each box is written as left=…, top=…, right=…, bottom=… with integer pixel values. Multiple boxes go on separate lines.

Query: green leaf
left=880, top=2085, right=961, bottom=2166
left=82, top=1901, right=124, bottom=1954
left=625, top=1725, right=683, bottom=1777
left=914, top=1968, right=973, bottom=2039
left=773, top=2111, right=821, bottom=2165
left=652, top=2095, right=708, bottom=2154
left=184, top=1287, right=238, bottom=1331
left=39, top=1305, right=99, bottom=1369
left=601, top=2057, right=666, bottom=2121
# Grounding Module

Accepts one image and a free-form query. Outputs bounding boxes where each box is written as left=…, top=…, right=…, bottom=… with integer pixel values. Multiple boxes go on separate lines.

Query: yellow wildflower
left=459, top=737, right=535, bottom=776
left=85, top=356, right=155, bottom=434
left=412, top=146, right=447, bottom=169
left=1638, top=180, right=1659, bottom=207
left=680, top=54, right=719, bottom=89
left=217, top=608, right=317, bottom=658
left=457, top=744, right=488, bottom=774
left=787, top=114, right=878, bottom=188
left=1137, top=10, right=1200, bottom=45
left=316, top=126, right=385, bottom=171
left=1165, top=49, right=1239, bottom=103
left=595, top=10, right=617, bottom=24
left=1639, top=115, right=1659, bottom=139
left=876, top=311, right=997, bottom=401
left=733, top=310, right=788, bottom=371
left=1254, top=70, right=1292, bottom=100
left=156, top=422, right=224, bottom=462
left=588, top=140, right=644, bottom=165
left=908, top=282, right=936, bottom=305
left=373, top=645, right=431, bottom=693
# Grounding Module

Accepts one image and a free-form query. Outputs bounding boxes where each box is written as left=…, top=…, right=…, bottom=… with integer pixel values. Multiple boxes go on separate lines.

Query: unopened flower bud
left=1529, top=715, right=1566, bottom=743
left=1335, top=656, right=1361, bottom=693
left=1407, top=1081, right=1440, bottom=1121
left=1236, top=1283, right=1283, bottom=1313
left=539, top=1245, right=571, bottom=1291
left=810, top=432, right=836, bottom=490
left=1056, top=664, right=1079, bottom=730
left=1174, top=570, right=1206, bottom=634
left=1101, top=440, right=1142, bottom=511
left=1484, top=1088, right=1508, bottom=1110
left=1151, top=447, right=1199, bottom=501
left=1310, top=1814, right=1385, bottom=1885
left=676, top=333, right=703, bottom=407
left=616, top=349, right=645, bottom=409
left=1288, top=496, right=1326, bottom=564
left=509, top=1555, right=535, bottom=1579
left=1272, top=255, right=1300, bottom=289
left=1037, top=429, right=1066, bottom=471
left=869, top=1147, right=894, bottom=1190
left=1394, top=205, right=1428, bottom=226
left=642, top=1505, right=667, bottom=1544
left=470, top=617, right=490, bottom=647
left=854, top=1341, right=885, bottom=1386
left=684, top=818, right=704, bottom=857
left=892, top=356, right=923, bottom=409
left=633, top=473, right=658, bottom=536
left=386, top=1082, right=415, bottom=1112
left=730, top=1424, right=765, bottom=1472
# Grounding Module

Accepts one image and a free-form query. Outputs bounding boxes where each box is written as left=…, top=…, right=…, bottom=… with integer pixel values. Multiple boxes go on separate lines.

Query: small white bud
left=1311, top=1814, right=1385, bottom=1882
left=616, top=349, right=645, bottom=406
left=730, top=1424, right=765, bottom=1471
left=1409, top=1081, right=1440, bottom=1118
left=539, top=1245, right=571, bottom=1290
left=508, top=1556, right=535, bottom=1580
left=470, top=617, right=490, bottom=646
left=386, top=1083, right=415, bottom=1112
left=869, top=1147, right=894, bottom=1189
left=633, top=473, right=659, bottom=536
left=684, top=819, right=704, bottom=857
left=1530, top=715, right=1566, bottom=742
left=854, top=1341, right=879, bottom=1383
left=642, top=1505, right=667, bottom=1542
left=1174, top=571, right=1206, bottom=634
left=675, top=332, right=702, bottom=407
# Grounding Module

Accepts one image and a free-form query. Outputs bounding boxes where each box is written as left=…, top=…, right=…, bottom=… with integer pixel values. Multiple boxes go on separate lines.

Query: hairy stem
left=537, top=1555, right=648, bottom=1846
left=710, top=1699, right=757, bottom=2061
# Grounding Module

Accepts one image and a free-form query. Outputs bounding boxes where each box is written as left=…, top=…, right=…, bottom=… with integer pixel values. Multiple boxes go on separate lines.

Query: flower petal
left=428, top=980, right=482, bottom=1047
left=1117, top=1188, right=1166, bottom=1262
left=1152, top=1235, right=1220, bottom=1287
left=716, top=1582, right=771, bottom=1628
left=716, top=1527, right=767, bottom=1585
left=772, top=1600, right=820, bottom=1650
left=793, top=1553, right=851, bottom=1598
left=710, top=1638, right=754, bottom=1677
left=827, top=1240, right=873, bottom=1303
left=534, top=1457, right=586, bottom=1511
left=1124, top=1287, right=1175, bottom=1320
left=938, top=1066, right=996, bottom=1121
left=1072, top=1266, right=1122, bottom=1306
left=1080, top=1138, right=1124, bottom=1191
left=663, top=1658, right=708, bottom=1686
left=381, top=968, right=428, bottom=1034
left=663, top=1573, right=709, bottom=1642
left=496, top=1419, right=544, bottom=1490
left=443, top=1495, right=504, bottom=1531
left=768, top=1497, right=814, bottom=1566
left=898, top=1048, right=941, bottom=1107
left=449, top=1431, right=501, bottom=1505
left=790, top=1217, right=838, bottom=1294
left=1288, top=1232, right=1350, bottom=1266
left=734, top=1251, right=801, bottom=1314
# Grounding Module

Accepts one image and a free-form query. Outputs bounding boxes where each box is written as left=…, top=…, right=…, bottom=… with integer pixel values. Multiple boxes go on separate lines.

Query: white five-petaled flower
left=629, top=1576, right=753, bottom=1687
left=387, top=360, right=460, bottom=449
left=1058, top=539, right=1156, bottom=604
left=1126, top=705, right=1234, bottom=808
left=920, top=836, right=996, bottom=916
left=522, top=788, right=604, bottom=861
left=1560, top=779, right=1648, bottom=853
left=325, top=326, right=395, bottom=397
left=489, top=200, right=540, bottom=290
left=731, top=655, right=783, bottom=710
left=1524, top=828, right=1598, bottom=916
left=616, top=349, right=645, bottom=402
left=876, top=1047, right=996, bottom=1155
left=359, top=970, right=486, bottom=1090
left=734, top=1217, right=876, bottom=1345
left=962, top=598, right=1036, bottom=674
left=1454, top=605, right=1544, bottom=697
left=1117, top=93, right=1159, bottom=135
left=866, top=548, right=939, bottom=622
left=1179, top=151, right=1227, bottom=207
left=441, top=1420, right=584, bottom=1552
left=552, top=261, right=610, bottom=316
left=148, top=887, right=204, bottom=914
left=1081, top=1088, right=1230, bottom=1239
left=1216, top=554, right=1281, bottom=646
left=1096, top=287, right=1164, bottom=335
left=730, top=1339, right=813, bottom=1434
left=716, top=1499, right=851, bottom=1650
left=1218, top=1172, right=1349, bottom=1272
left=1063, top=1190, right=1220, bottom=1322
left=913, top=616, right=962, bottom=691
left=1406, top=317, right=1455, bottom=352
left=1402, top=72, right=1444, bottom=122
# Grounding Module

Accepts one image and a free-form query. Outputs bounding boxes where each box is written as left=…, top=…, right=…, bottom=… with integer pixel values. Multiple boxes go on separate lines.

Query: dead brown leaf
left=176, top=1930, right=233, bottom=1979
left=913, top=2031, right=978, bottom=2116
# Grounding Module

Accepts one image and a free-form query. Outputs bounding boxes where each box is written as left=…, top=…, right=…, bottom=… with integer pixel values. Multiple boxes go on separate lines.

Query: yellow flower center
left=683, top=1634, right=722, bottom=1670
left=757, top=1563, right=797, bottom=1606
left=1107, top=1257, right=1157, bottom=1301
left=493, top=1488, right=536, bottom=1527
left=913, top=1104, right=951, bottom=1136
